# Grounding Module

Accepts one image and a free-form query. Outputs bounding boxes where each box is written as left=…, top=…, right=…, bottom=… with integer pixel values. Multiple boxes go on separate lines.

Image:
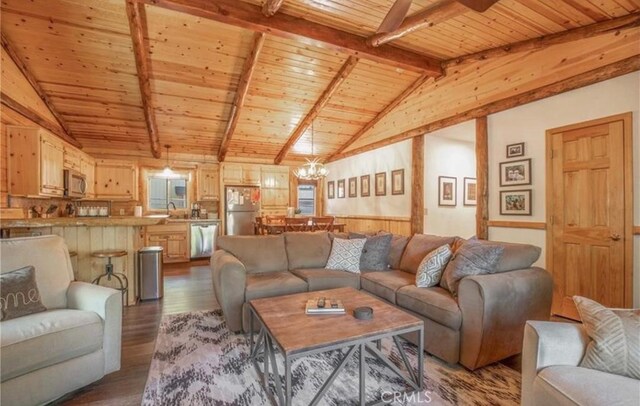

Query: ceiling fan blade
left=377, top=0, right=413, bottom=33
left=455, top=0, right=499, bottom=12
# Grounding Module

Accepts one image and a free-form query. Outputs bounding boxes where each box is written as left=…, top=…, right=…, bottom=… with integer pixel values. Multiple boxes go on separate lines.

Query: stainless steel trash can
left=138, top=246, right=163, bottom=300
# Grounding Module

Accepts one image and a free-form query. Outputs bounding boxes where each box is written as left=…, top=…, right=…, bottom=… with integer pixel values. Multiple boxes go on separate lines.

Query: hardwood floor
left=59, top=260, right=218, bottom=405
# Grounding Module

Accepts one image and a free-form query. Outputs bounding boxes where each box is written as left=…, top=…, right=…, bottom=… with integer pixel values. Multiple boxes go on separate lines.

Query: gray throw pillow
left=0, top=266, right=47, bottom=321
left=439, top=240, right=504, bottom=297
left=415, top=244, right=452, bottom=288
left=325, top=238, right=366, bottom=274
left=574, top=296, right=640, bottom=380
left=349, top=232, right=392, bottom=271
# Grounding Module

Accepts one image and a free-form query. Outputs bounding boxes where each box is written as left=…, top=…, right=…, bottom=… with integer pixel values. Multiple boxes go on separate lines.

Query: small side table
left=91, top=249, right=129, bottom=306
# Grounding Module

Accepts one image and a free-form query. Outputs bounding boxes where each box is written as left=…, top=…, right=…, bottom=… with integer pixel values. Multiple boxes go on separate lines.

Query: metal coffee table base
left=249, top=310, right=424, bottom=406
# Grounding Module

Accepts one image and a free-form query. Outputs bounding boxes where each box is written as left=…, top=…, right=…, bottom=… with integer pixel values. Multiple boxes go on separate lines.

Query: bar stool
left=91, top=249, right=129, bottom=306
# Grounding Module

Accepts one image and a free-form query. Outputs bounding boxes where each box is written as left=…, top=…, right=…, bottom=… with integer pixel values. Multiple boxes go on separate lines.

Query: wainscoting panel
left=334, top=215, right=412, bottom=236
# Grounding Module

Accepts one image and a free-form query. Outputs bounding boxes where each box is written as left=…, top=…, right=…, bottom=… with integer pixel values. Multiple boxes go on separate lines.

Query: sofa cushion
left=290, top=268, right=360, bottom=291
left=400, top=234, right=456, bottom=274
left=469, top=238, right=541, bottom=272
left=574, top=295, right=640, bottom=379
left=1, top=309, right=103, bottom=382
left=1, top=266, right=47, bottom=321
left=245, top=271, right=308, bottom=302
left=534, top=365, right=640, bottom=406
left=326, top=238, right=366, bottom=273
left=350, top=232, right=392, bottom=271
left=383, top=233, right=410, bottom=270
left=440, top=240, right=504, bottom=297
left=284, top=232, right=332, bottom=270
left=396, top=286, right=461, bottom=330
left=217, top=235, right=288, bottom=274
left=360, top=270, right=414, bottom=304
left=415, top=244, right=452, bottom=288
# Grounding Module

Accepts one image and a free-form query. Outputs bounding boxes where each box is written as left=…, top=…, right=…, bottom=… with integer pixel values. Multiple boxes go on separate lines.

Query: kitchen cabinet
left=196, top=165, right=219, bottom=201
left=8, top=126, right=65, bottom=197
left=260, top=165, right=289, bottom=209
left=221, top=163, right=261, bottom=186
left=63, top=146, right=82, bottom=171
left=145, top=224, right=189, bottom=263
left=242, top=166, right=261, bottom=185
left=80, top=155, right=95, bottom=198
left=95, top=159, right=138, bottom=200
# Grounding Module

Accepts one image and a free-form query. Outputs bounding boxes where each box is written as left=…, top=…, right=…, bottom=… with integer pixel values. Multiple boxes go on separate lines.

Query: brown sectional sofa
left=211, top=231, right=552, bottom=370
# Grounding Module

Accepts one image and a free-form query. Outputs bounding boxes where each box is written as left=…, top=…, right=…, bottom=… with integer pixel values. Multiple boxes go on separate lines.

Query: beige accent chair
left=522, top=321, right=640, bottom=406
left=1, top=235, right=122, bottom=406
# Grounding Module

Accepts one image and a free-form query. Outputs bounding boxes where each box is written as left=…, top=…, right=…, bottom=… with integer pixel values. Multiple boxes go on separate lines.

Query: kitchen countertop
left=1, top=216, right=220, bottom=228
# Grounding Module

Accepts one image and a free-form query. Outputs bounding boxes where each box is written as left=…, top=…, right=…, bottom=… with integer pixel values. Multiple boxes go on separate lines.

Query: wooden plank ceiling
left=1, top=0, right=639, bottom=162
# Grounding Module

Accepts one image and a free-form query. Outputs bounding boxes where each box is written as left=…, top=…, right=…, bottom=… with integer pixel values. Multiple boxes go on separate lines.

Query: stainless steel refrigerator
left=225, top=186, right=260, bottom=235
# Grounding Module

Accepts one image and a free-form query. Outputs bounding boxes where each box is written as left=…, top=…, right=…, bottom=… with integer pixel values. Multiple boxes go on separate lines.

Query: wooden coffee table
left=248, top=287, right=424, bottom=406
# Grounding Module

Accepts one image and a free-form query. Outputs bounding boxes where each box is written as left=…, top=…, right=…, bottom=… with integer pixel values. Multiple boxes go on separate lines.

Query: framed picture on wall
left=506, top=142, right=525, bottom=158
left=391, top=169, right=404, bottom=195
left=327, top=181, right=335, bottom=199
left=499, top=158, right=531, bottom=187
left=348, top=177, right=357, bottom=198
left=500, top=189, right=532, bottom=215
left=337, top=179, right=345, bottom=198
left=438, top=176, right=457, bottom=207
left=361, top=175, right=370, bottom=197
left=375, top=172, right=386, bottom=196
left=463, top=177, right=477, bottom=206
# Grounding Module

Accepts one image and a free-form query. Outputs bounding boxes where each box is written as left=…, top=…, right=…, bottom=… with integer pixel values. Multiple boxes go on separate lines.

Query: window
left=297, top=184, right=315, bottom=215
left=148, top=176, right=188, bottom=210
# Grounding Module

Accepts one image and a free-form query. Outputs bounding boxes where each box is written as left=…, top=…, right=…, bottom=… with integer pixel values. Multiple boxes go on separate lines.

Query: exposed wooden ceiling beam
left=1, top=92, right=82, bottom=148
left=274, top=56, right=359, bottom=165
left=126, top=0, right=161, bottom=159
left=328, top=72, right=432, bottom=160
left=329, top=55, right=640, bottom=161
left=1, top=32, right=80, bottom=148
left=445, top=12, right=640, bottom=68
left=262, top=0, right=285, bottom=17
left=368, top=0, right=468, bottom=47
left=218, top=32, right=266, bottom=162
left=139, top=0, right=442, bottom=75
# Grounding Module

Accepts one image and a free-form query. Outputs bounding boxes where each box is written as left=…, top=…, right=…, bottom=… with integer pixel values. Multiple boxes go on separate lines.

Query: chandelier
left=295, top=121, right=329, bottom=180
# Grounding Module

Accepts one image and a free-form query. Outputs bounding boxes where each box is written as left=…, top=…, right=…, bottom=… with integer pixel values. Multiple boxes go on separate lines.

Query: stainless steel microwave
left=64, top=169, right=86, bottom=198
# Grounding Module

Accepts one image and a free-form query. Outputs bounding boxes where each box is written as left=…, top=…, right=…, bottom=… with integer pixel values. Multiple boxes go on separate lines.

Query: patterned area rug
left=143, top=310, right=520, bottom=405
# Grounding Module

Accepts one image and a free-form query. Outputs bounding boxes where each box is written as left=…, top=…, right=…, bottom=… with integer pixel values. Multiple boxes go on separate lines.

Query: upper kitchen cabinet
left=80, top=155, right=96, bottom=198
left=8, top=126, right=65, bottom=198
left=196, top=165, right=219, bottom=201
left=221, top=163, right=261, bottom=185
left=63, top=145, right=82, bottom=171
left=95, top=159, right=138, bottom=200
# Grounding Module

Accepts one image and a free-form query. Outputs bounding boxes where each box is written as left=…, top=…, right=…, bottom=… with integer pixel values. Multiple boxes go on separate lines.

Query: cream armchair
left=522, top=321, right=640, bottom=406
left=1, top=235, right=122, bottom=406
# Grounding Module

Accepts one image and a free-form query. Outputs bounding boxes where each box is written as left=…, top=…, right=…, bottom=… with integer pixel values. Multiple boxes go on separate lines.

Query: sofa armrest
left=67, top=281, right=122, bottom=374
left=457, top=267, right=553, bottom=370
left=211, top=250, right=247, bottom=333
left=521, top=321, right=588, bottom=406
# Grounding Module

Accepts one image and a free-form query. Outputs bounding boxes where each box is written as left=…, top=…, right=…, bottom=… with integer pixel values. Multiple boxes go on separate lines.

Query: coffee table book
left=305, top=299, right=345, bottom=315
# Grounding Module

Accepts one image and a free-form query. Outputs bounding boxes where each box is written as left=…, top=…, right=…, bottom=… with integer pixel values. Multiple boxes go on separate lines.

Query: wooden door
left=546, top=113, right=633, bottom=320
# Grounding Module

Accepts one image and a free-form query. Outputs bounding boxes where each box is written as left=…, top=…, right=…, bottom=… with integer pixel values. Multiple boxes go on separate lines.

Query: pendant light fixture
left=294, top=121, right=329, bottom=180
left=161, top=145, right=177, bottom=178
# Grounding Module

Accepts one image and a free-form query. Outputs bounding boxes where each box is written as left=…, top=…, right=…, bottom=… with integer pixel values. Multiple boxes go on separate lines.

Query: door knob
left=610, top=233, right=621, bottom=241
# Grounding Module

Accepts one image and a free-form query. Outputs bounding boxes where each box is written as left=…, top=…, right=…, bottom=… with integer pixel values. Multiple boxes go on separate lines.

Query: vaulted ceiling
left=1, top=0, right=639, bottom=163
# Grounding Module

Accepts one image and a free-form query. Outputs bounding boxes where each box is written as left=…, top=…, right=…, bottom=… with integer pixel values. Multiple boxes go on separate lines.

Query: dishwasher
left=190, top=222, right=219, bottom=259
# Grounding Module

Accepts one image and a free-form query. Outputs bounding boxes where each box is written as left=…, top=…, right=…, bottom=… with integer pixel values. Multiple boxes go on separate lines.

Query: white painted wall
left=324, top=140, right=411, bottom=217
left=423, top=122, right=476, bottom=238
left=487, top=72, right=640, bottom=306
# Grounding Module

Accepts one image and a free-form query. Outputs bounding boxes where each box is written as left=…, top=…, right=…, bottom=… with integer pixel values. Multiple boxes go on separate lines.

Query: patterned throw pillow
left=415, top=244, right=452, bottom=288
left=0, top=266, right=47, bottom=321
left=574, top=296, right=640, bottom=380
left=349, top=232, right=392, bottom=271
left=439, top=240, right=503, bottom=297
left=326, top=238, right=366, bottom=273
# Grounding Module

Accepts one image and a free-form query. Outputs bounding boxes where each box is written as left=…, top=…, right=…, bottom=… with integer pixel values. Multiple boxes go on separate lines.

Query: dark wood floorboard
left=58, top=260, right=218, bottom=405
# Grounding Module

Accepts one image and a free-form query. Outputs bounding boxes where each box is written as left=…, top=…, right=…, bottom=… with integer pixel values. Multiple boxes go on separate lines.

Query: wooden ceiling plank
left=263, top=0, right=285, bottom=17
left=217, top=32, right=266, bottom=162
left=1, top=92, right=81, bottom=147
left=274, top=56, right=359, bottom=164
left=1, top=32, right=81, bottom=147
left=328, top=72, right=432, bottom=159
left=329, top=55, right=640, bottom=161
left=126, top=0, right=162, bottom=159
left=445, top=12, right=640, bottom=67
left=139, top=0, right=442, bottom=75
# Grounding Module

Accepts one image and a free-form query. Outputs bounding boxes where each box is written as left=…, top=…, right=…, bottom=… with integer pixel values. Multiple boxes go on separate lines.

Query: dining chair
left=265, top=215, right=286, bottom=224
left=254, top=216, right=264, bottom=235
left=311, top=216, right=335, bottom=231
left=285, top=217, right=310, bottom=232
